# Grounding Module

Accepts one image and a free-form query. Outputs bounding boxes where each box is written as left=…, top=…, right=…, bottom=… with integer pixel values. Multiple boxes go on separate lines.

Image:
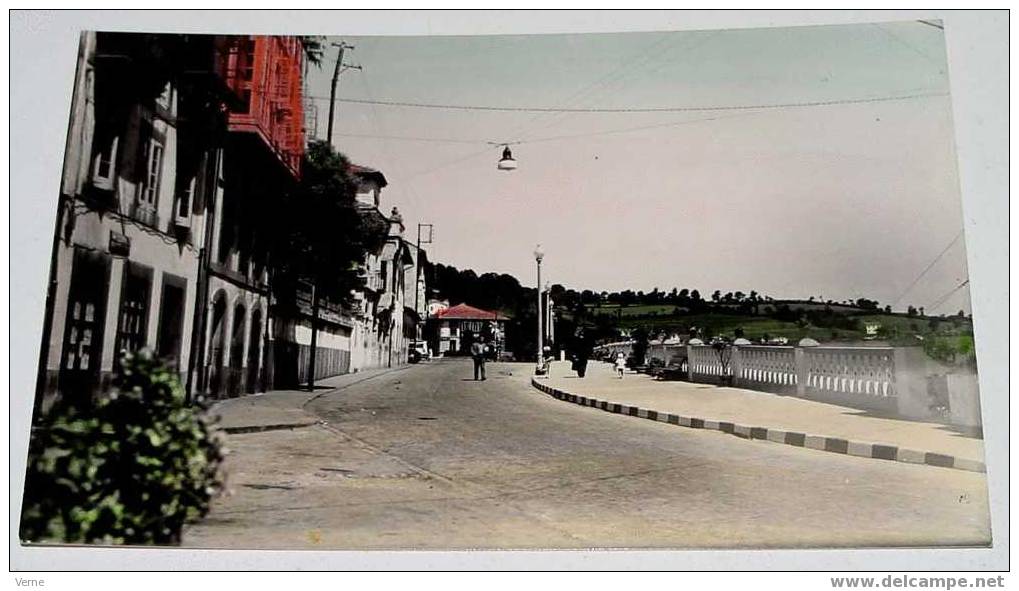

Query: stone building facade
left=35, top=32, right=235, bottom=412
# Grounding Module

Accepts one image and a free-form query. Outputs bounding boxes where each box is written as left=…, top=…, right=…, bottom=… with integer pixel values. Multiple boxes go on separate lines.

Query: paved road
left=183, top=359, right=991, bottom=550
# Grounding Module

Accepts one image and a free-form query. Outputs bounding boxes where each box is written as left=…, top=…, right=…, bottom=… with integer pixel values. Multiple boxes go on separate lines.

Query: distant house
left=865, top=323, right=882, bottom=339
left=427, top=298, right=450, bottom=318
left=426, top=303, right=509, bottom=357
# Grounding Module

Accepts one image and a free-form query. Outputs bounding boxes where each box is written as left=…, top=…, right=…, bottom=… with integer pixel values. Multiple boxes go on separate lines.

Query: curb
left=211, top=366, right=412, bottom=436
left=221, top=420, right=323, bottom=435
left=531, top=378, right=986, bottom=474
left=301, top=365, right=413, bottom=409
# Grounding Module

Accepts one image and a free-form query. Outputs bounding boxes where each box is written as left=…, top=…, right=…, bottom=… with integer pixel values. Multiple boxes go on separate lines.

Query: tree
left=748, top=290, right=760, bottom=314
left=300, top=36, right=327, bottom=67
left=907, top=305, right=918, bottom=317
left=711, top=290, right=721, bottom=303
left=274, top=140, right=374, bottom=308
left=855, top=298, right=880, bottom=311
left=272, top=140, right=379, bottom=388
left=630, top=327, right=650, bottom=367
left=20, top=351, right=223, bottom=544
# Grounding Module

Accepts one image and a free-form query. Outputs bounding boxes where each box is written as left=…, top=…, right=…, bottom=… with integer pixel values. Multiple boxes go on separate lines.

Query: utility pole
left=307, top=42, right=360, bottom=392
left=325, top=41, right=360, bottom=146
left=415, top=223, right=433, bottom=340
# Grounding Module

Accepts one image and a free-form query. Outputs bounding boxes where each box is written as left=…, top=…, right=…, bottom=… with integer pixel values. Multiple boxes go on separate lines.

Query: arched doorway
left=246, top=308, right=262, bottom=393
left=228, top=303, right=246, bottom=396
left=207, top=292, right=227, bottom=397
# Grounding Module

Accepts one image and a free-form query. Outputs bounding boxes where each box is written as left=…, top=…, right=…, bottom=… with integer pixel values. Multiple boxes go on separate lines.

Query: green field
left=584, top=304, right=681, bottom=317
left=569, top=305, right=973, bottom=344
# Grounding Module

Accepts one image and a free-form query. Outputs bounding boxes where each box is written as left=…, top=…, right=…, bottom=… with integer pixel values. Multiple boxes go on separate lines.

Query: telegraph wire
left=334, top=111, right=755, bottom=147
left=891, top=229, right=964, bottom=307
left=926, top=279, right=970, bottom=313
left=518, top=31, right=721, bottom=142
left=509, top=33, right=687, bottom=143
left=303, top=91, right=947, bottom=113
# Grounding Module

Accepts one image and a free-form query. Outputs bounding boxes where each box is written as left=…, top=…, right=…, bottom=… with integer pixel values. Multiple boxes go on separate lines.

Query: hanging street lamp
left=497, top=145, right=518, bottom=171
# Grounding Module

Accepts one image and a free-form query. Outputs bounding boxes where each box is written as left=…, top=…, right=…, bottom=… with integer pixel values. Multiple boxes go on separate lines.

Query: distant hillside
left=425, top=261, right=974, bottom=363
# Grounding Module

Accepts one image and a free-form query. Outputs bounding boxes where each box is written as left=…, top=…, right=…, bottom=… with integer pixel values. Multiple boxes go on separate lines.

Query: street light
left=545, top=281, right=554, bottom=344
left=534, top=244, right=544, bottom=375
left=498, top=145, right=518, bottom=171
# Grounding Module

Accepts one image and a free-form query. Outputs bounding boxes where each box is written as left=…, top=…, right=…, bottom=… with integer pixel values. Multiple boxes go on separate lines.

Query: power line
left=521, top=31, right=720, bottom=140
left=334, top=111, right=754, bottom=146
left=892, top=229, right=964, bottom=307
left=335, top=132, right=482, bottom=145
left=399, top=145, right=495, bottom=183
left=303, top=91, right=947, bottom=114
left=511, top=33, right=689, bottom=143
left=927, top=279, right=970, bottom=313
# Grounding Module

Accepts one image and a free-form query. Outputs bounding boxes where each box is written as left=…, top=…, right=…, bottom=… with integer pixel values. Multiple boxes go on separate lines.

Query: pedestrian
left=615, top=352, right=626, bottom=379
left=572, top=329, right=591, bottom=378
left=470, top=337, right=487, bottom=381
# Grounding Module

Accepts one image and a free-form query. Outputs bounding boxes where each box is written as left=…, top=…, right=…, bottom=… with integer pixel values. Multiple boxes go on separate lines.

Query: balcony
left=129, top=200, right=159, bottom=228
left=224, top=36, right=304, bottom=179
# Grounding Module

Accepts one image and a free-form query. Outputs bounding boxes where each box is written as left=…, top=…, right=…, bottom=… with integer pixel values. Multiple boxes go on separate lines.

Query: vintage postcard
left=18, top=20, right=991, bottom=553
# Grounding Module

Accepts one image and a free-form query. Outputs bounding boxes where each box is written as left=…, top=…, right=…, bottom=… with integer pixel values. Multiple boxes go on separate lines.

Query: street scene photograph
left=17, top=18, right=991, bottom=554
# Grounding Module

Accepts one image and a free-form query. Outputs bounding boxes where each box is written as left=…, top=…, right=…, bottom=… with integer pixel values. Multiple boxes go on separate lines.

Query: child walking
left=615, top=352, right=626, bottom=379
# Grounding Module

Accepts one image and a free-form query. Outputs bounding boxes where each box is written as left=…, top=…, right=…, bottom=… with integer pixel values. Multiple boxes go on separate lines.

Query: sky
left=307, top=20, right=971, bottom=314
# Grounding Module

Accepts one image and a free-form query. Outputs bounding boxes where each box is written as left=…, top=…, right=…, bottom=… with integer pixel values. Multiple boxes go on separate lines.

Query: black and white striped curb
left=531, top=378, right=985, bottom=473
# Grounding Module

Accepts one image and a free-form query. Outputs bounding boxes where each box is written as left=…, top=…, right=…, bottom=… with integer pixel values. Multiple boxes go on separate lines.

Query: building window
left=141, top=141, right=163, bottom=207
left=156, top=278, right=186, bottom=369
left=60, top=249, right=110, bottom=400
left=230, top=304, right=246, bottom=369
left=91, top=135, right=119, bottom=190
left=133, top=126, right=164, bottom=227
left=114, top=263, right=152, bottom=364
left=176, top=175, right=195, bottom=219
left=157, top=81, right=172, bottom=108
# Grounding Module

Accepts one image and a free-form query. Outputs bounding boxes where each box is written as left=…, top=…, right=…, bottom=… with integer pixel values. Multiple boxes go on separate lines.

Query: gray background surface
left=9, top=10, right=1008, bottom=571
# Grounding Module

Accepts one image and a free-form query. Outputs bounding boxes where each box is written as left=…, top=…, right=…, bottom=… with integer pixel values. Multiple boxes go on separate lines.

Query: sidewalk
left=208, top=365, right=410, bottom=433
left=535, top=361, right=985, bottom=472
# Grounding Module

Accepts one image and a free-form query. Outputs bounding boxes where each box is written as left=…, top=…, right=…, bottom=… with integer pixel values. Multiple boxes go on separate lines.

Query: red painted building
left=196, top=35, right=306, bottom=398
left=223, top=36, right=304, bottom=178
left=427, top=304, right=509, bottom=357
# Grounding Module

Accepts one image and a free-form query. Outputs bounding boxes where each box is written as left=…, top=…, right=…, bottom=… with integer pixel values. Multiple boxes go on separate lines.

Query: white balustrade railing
left=737, top=345, right=797, bottom=390
left=688, top=345, right=729, bottom=377
left=588, top=341, right=955, bottom=423
left=802, top=347, right=895, bottom=399
left=680, top=344, right=911, bottom=415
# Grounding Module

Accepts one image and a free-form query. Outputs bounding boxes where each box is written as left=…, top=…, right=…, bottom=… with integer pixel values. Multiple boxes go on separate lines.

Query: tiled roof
left=350, top=163, right=388, bottom=187
left=435, top=303, right=508, bottom=321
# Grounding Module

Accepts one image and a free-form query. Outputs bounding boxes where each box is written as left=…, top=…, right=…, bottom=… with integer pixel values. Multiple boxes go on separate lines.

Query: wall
left=39, top=33, right=211, bottom=410
left=672, top=343, right=980, bottom=426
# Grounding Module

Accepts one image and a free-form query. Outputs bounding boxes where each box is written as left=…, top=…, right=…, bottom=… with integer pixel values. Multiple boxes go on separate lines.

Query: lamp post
left=534, top=244, right=544, bottom=375
left=545, top=281, right=554, bottom=344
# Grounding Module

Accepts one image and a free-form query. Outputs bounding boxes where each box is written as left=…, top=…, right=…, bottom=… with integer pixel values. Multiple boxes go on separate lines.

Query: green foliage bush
left=20, top=351, right=224, bottom=545
left=923, top=335, right=977, bottom=368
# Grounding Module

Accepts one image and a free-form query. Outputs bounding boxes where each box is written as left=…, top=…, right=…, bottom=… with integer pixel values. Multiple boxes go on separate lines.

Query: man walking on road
left=470, top=337, right=487, bottom=381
